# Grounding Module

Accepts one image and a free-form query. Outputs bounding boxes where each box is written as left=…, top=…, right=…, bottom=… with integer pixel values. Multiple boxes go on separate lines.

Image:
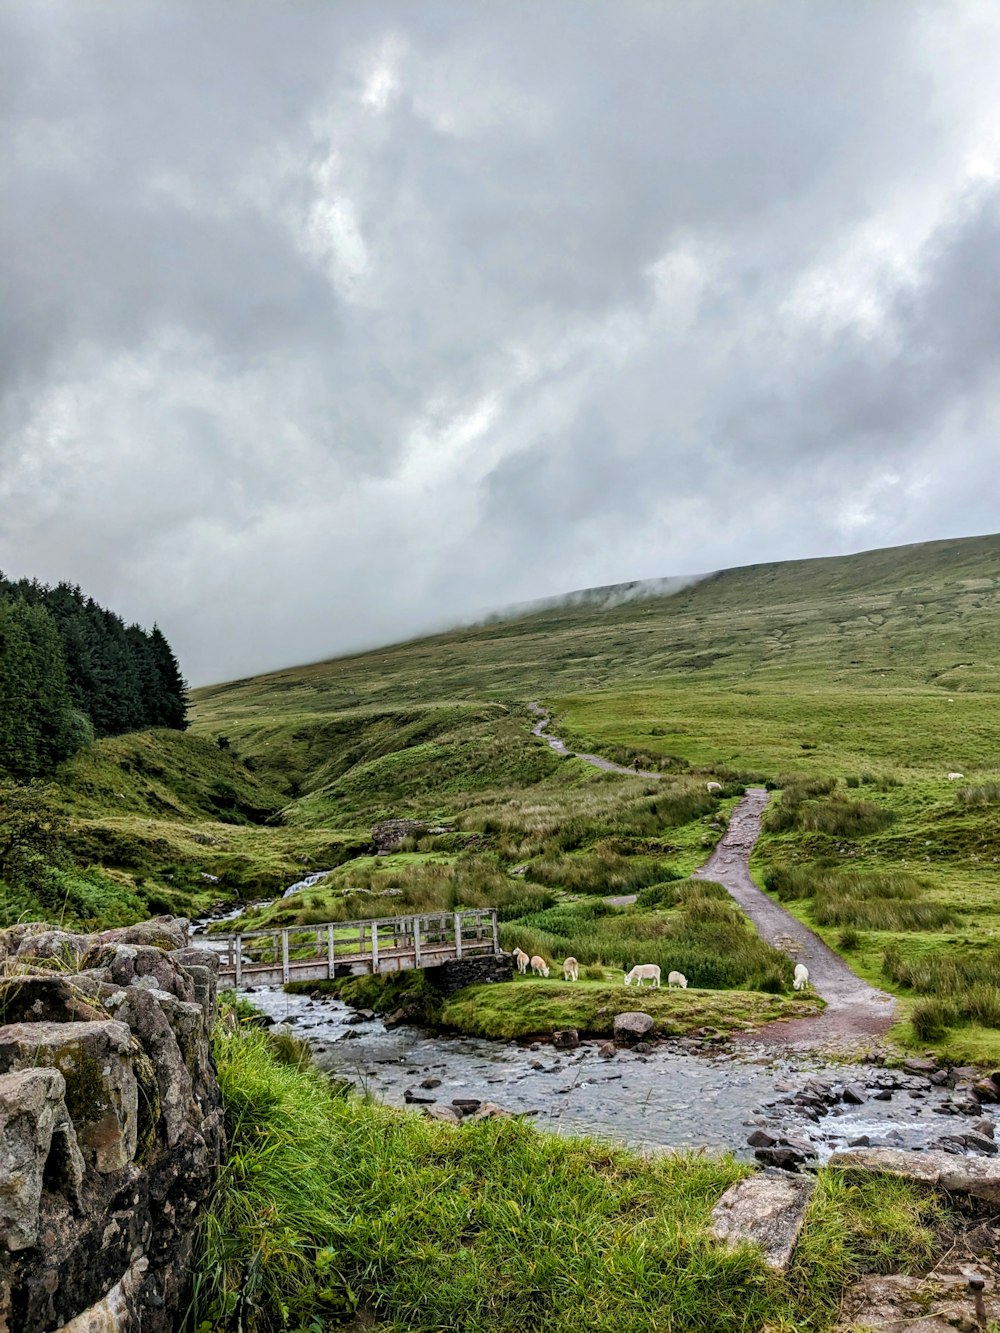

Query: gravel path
left=693, top=788, right=897, bottom=1050
left=529, top=702, right=662, bottom=777
left=529, top=703, right=897, bottom=1051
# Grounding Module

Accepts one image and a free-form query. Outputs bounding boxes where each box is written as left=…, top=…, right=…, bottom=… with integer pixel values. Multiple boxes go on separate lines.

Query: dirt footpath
left=694, top=788, right=897, bottom=1051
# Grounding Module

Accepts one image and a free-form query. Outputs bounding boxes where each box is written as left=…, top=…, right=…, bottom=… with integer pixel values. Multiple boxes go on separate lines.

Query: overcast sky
left=2, top=2, right=1000, bottom=685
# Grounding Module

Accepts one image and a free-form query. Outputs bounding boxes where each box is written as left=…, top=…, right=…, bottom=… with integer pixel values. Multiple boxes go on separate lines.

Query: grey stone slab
left=710, top=1170, right=816, bottom=1271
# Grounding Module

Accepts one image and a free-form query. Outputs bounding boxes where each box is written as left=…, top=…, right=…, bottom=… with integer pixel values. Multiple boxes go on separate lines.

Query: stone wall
left=428, top=953, right=514, bottom=997
left=0, top=917, right=223, bottom=1333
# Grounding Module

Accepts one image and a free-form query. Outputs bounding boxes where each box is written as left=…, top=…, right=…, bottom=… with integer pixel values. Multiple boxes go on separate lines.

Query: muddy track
left=529, top=703, right=897, bottom=1052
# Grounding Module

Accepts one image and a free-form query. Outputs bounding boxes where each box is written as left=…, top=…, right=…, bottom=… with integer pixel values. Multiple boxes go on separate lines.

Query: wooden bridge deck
left=203, top=909, right=501, bottom=989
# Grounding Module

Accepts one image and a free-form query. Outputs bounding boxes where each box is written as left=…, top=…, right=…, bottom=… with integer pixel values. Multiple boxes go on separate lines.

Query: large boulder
left=84, top=943, right=196, bottom=1004
left=96, top=918, right=190, bottom=952
left=613, top=1011, right=655, bottom=1043
left=14, top=930, right=94, bottom=970
left=0, top=975, right=104, bottom=1026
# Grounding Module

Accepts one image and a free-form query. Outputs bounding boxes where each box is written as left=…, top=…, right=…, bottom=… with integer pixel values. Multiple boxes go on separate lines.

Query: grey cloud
left=1, top=1, right=998, bottom=683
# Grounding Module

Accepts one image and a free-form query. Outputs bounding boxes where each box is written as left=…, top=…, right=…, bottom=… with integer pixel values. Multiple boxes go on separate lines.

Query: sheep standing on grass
left=513, top=947, right=530, bottom=974
left=706, top=781, right=723, bottom=793
left=563, top=957, right=579, bottom=982
left=624, top=964, right=661, bottom=988
left=793, top=963, right=810, bottom=991
left=667, top=970, right=688, bottom=988
left=530, top=955, right=550, bottom=977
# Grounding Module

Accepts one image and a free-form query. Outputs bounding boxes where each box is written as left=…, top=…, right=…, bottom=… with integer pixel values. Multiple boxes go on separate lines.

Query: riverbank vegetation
left=192, top=1014, right=947, bottom=1333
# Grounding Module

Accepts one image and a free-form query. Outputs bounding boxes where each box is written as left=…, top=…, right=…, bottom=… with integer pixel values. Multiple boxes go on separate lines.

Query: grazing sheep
left=513, top=947, right=530, bottom=975
left=793, top=963, right=810, bottom=991
left=947, top=772, right=964, bottom=781
left=667, top=970, right=688, bottom=988
left=563, top=956, right=579, bottom=982
left=706, top=781, right=723, bottom=793
left=624, top=963, right=661, bottom=988
left=530, top=955, right=550, bottom=977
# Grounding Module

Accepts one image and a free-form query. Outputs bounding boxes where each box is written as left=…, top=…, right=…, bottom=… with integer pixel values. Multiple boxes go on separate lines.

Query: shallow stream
left=245, top=987, right=997, bottom=1162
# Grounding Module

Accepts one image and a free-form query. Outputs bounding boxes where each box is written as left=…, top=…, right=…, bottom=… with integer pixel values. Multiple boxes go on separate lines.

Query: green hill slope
left=193, top=533, right=1000, bottom=810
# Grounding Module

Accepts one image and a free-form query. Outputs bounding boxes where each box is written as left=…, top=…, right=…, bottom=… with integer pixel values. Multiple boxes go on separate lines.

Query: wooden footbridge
left=204, top=909, right=501, bottom=989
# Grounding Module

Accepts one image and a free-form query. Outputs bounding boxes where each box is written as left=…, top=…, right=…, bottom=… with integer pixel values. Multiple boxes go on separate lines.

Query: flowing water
left=246, top=986, right=997, bottom=1161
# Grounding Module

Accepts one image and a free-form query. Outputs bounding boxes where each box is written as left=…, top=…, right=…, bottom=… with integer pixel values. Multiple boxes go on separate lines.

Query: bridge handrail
left=205, top=906, right=496, bottom=943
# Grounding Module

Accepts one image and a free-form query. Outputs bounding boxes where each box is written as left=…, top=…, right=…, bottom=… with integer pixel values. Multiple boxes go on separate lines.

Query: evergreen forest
left=0, top=572, right=187, bottom=779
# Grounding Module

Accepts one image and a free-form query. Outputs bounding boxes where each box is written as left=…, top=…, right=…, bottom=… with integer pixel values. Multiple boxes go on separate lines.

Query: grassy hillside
left=187, top=532, right=1000, bottom=1058
left=7, top=533, right=999, bottom=1053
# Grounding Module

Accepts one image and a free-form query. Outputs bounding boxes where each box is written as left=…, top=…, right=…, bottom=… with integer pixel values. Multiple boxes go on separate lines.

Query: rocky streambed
left=245, top=987, right=998, bottom=1163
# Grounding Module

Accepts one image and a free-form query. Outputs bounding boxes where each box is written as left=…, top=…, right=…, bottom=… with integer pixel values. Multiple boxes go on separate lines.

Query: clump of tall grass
left=910, top=998, right=960, bottom=1042
left=882, top=943, right=1000, bottom=1034
left=956, top=781, right=1000, bottom=808
left=524, top=847, right=672, bottom=896
left=765, top=788, right=893, bottom=837
left=762, top=865, right=952, bottom=932
left=635, top=878, right=727, bottom=909
left=812, top=897, right=953, bottom=930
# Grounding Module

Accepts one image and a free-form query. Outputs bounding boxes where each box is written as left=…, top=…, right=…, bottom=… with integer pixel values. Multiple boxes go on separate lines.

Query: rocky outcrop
left=0, top=917, right=223, bottom=1333
left=371, top=820, right=425, bottom=853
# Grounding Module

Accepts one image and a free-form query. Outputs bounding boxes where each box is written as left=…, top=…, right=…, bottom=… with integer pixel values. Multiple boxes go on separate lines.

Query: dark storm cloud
left=1, top=1, right=998, bottom=682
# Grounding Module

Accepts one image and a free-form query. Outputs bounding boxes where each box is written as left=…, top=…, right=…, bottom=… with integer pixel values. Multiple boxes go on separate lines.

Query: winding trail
left=529, top=702, right=897, bottom=1051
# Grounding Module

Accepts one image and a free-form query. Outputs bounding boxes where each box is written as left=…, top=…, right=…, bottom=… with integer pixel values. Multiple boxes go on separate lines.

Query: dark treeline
left=0, top=573, right=187, bottom=780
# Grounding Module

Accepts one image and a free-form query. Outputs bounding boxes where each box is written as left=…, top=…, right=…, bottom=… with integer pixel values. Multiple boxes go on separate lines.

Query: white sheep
left=667, top=970, right=688, bottom=988
left=706, top=781, right=723, bottom=793
left=624, top=963, right=661, bottom=988
left=513, top=947, right=530, bottom=975
left=793, top=963, right=810, bottom=991
left=563, top=956, right=579, bottom=982
left=947, top=772, right=964, bottom=781
left=530, top=955, right=550, bottom=977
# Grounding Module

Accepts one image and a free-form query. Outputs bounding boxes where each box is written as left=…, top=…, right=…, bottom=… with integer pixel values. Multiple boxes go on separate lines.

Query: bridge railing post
left=281, top=929, right=290, bottom=984
left=372, top=921, right=379, bottom=972
left=413, top=916, right=422, bottom=967
left=235, top=934, right=242, bottom=989
left=491, top=910, right=499, bottom=956
left=454, top=912, right=463, bottom=959
left=327, top=924, right=335, bottom=979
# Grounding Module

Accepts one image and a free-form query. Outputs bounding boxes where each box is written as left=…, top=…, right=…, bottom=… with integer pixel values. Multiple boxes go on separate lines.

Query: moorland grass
left=193, top=1018, right=945, bottom=1333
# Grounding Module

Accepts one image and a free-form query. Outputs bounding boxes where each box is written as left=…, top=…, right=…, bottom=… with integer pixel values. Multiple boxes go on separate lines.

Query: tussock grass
left=882, top=944, right=1000, bottom=1040
left=765, top=790, right=894, bottom=837
left=956, top=780, right=1000, bottom=807
left=763, top=865, right=955, bottom=932
left=524, top=847, right=669, bottom=895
